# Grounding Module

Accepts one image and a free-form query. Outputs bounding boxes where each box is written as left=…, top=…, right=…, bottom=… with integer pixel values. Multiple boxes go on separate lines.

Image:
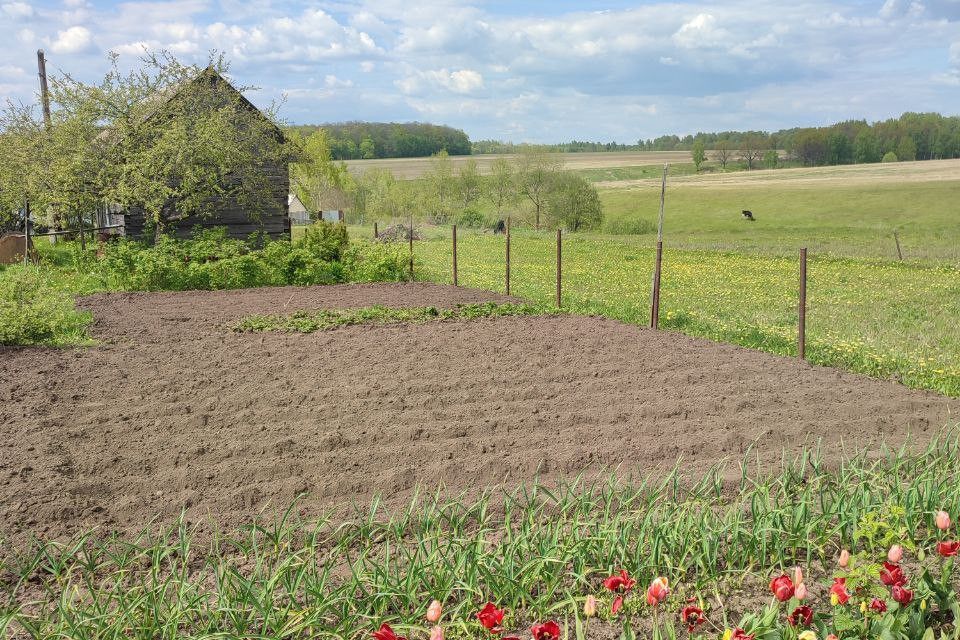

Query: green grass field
left=599, top=179, right=960, bottom=261
left=387, top=226, right=960, bottom=396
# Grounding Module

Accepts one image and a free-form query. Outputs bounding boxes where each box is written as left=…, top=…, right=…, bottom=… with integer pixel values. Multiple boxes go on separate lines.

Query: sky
left=2, top=0, right=959, bottom=143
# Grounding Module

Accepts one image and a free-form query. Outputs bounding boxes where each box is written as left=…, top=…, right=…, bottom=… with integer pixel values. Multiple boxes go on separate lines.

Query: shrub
left=344, top=241, right=409, bottom=282
left=457, top=208, right=487, bottom=228
left=299, top=221, right=349, bottom=262
left=0, top=266, right=91, bottom=346
left=882, top=151, right=899, bottom=163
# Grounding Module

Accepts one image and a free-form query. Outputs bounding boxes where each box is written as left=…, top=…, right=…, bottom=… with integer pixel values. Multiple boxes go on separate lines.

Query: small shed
left=118, top=68, right=290, bottom=241
left=320, top=210, right=345, bottom=223
left=288, top=194, right=311, bottom=225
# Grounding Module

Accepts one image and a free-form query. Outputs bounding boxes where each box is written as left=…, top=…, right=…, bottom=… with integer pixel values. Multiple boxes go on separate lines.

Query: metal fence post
left=799, top=247, right=808, bottom=360
left=505, top=216, right=511, bottom=295
left=452, top=224, right=458, bottom=286
left=555, top=228, right=562, bottom=307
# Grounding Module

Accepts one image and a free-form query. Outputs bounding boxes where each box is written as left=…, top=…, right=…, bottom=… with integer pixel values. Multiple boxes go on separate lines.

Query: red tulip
left=830, top=578, right=850, bottom=605
left=936, top=510, right=951, bottom=531
left=892, top=584, right=914, bottom=605
left=603, top=569, right=636, bottom=593
left=869, top=598, right=888, bottom=613
left=769, top=574, right=795, bottom=602
left=937, top=541, right=960, bottom=557
left=880, top=562, right=907, bottom=586
left=646, top=577, right=670, bottom=606
left=787, top=605, right=813, bottom=627
left=477, top=603, right=506, bottom=634
left=531, top=621, right=561, bottom=640
left=681, top=605, right=705, bottom=633
left=373, top=623, right=407, bottom=640
left=604, top=569, right=636, bottom=615
left=731, top=628, right=754, bottom=640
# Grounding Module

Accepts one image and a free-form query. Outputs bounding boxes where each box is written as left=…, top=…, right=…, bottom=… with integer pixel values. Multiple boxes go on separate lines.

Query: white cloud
left=17, top=28, right=35, bottom=44
left=1, top=1, right=32, bottom=18
left=360, top=61, right=375, bottom=72
left=673, top=13, right=731, bottom=49
left=50, top=25, right=95, bottom=54
left=398, top=67, right=484, bottom=95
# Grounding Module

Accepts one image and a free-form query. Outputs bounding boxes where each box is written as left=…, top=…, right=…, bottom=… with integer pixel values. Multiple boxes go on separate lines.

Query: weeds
left=232, top=302, right=556, bottom=333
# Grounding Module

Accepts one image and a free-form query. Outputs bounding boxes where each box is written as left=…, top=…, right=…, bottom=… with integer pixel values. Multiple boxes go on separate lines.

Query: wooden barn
left=117, top=68, right=290, bottom=241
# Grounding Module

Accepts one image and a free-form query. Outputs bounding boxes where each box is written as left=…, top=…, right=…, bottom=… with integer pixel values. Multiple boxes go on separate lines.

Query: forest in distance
left=295, top=112, right=960, bottom=167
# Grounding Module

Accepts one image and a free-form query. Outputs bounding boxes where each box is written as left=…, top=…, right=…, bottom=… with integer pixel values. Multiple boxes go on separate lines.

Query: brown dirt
left=0, top=282, right=956, bottom=542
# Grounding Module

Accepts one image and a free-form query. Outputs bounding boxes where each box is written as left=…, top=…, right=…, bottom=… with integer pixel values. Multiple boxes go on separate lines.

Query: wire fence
left=360, top=222, right=960, bottom=397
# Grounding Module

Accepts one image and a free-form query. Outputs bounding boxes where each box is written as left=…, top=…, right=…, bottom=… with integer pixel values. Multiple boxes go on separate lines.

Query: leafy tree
left=691, top=140, right=707, bottom=171
left=714, top=140, right=733, bottom=169
left=882, top=151, right=899, bottom=163
left=456, top=159, right=482, bottom=210
left=516, top=147, right=563, bottom=229
left=484, top=156, right=517, bottom=217
left=793, top=129, right=829, bottom=166
left=546, top=173, right=603, bottom=232
left=853, top=129, right=880, bottom=163
left=422, top=149, right=455, bottom=222
left=359, top=137, right=376, bottom=159
left=896, top=136, right=917, bottom=162
left=291, top=128, right=350, bottom=214
left=763, top=149, right=779, bottom=169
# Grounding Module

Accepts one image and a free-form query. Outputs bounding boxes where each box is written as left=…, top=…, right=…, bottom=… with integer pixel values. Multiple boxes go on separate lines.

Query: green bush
left=299, top=221, right=349, bottom=262
left=457, top=208, right=487, bottom=228
left=0, top=266, right=91, bottom=346
left=344, top=241, right=409, bottom=282
left=882, top=151, right=899, bottom=163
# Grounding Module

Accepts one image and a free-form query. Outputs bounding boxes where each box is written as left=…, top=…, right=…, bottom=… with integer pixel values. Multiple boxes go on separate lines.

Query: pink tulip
left=426, top=600, right=442, bottom=623
left=795, top=583, right=808, bottom=601
left=838, top=549, right=850, bottom=568
left=936, top=511, right=951, bottom=531
left=793, top=566, right=804, bottom=585
left=583, top=595, right=597, bottom=617
left=887, top=544, right=903, bottom=563
left=430, top=626, right=443, bottom=640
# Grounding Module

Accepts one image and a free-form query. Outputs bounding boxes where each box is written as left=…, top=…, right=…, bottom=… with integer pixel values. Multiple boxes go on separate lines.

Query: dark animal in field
left=742, top=210, right=755, bottom=221
left=493, top=219, right=506, bottom=234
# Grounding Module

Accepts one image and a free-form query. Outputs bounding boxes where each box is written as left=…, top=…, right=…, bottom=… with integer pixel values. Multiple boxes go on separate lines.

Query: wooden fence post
left=799, top=247, right=807, bottom=360
left=505, top=216, right=511, bottom=295
left=452, top=224, right=458, bottom=286
left=374, top=221, right=378, bottom=239
left=650, top=241, right=663, bottom=329
left=894, top=232, right=903, bottom=261
left=555, top=228, right=562, bottom=308
left=23, top=200, right=31, bottom=266
left=408, top=216, right=414, bottom=281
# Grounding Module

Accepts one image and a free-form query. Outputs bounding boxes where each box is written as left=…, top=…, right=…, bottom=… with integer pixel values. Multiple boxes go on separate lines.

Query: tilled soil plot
left=1, top=282, right=956, bottom=541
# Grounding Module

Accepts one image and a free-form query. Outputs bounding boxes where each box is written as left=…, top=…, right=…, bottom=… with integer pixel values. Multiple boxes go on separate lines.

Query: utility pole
left=37, top=49, right=52, bottom=130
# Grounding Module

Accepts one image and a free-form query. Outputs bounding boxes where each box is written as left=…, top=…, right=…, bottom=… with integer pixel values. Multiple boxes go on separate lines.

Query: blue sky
left=2, top=0, right=959, bottom=142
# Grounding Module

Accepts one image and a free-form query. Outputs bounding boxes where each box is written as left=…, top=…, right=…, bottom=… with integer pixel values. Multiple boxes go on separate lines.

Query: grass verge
left=2, top=434, right=960, bottom=638
left=232, top=302, right=555, bottom=333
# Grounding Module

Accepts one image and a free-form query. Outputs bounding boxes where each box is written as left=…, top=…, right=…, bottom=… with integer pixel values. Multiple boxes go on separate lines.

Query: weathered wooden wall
left=121, top=160, right=290, bottom=241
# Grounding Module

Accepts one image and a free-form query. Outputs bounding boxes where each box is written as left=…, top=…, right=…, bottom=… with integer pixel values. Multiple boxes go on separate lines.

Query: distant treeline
left=472, top=112, right=960, bottom=167
left=472, top=140, right=638, bottom=154
left=286, top=122, right=471, bottom=160
left=637, top=113, right=960, bottom=165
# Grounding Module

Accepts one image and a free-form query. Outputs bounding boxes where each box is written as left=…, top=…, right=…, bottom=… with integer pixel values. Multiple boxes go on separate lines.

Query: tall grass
left=3, top=435, right=960, bottom=638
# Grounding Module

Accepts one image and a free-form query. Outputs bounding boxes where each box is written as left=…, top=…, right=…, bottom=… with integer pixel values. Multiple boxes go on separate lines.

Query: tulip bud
left=826, top=635, right=839, bottom=640
left=426, top=600, right=442, bottom=623
left=430, top=626, right=444, bottom=640
left=583, top=595, right=597, bottom=618
left=793, top=566, right=804, bottom=585
left=887, top=544, right=903, bottom=563
left=936, top=511, right=951, bottom=531
left=795, top=583, right=808, bottom=601
left=838, top=549, right=850, bottom=568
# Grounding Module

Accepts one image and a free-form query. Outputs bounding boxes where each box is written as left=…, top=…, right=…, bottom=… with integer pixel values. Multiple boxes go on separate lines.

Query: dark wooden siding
left=121, top=160, right=290, bottom=241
